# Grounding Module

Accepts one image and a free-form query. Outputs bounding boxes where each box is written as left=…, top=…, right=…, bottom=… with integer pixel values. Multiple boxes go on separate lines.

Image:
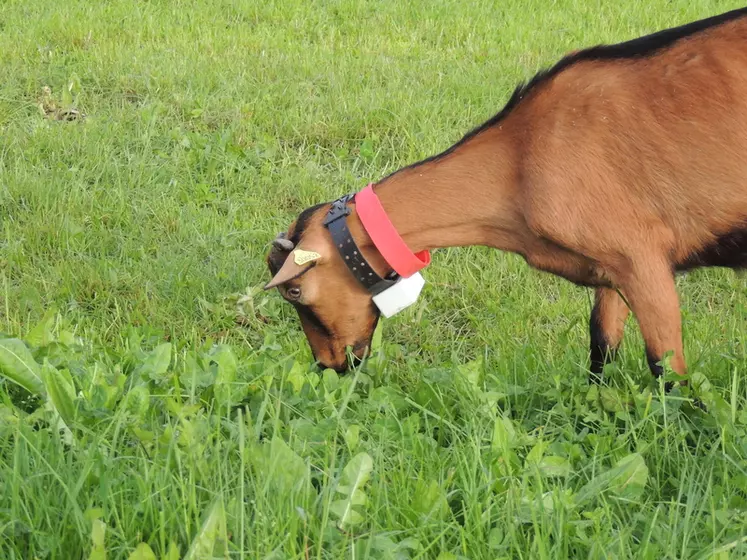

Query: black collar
left=323, top=194, right=399, bottom=295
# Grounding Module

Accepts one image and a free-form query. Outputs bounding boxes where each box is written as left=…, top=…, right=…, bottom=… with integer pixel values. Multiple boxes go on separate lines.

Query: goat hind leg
left=589, top=287, right=630, bottom=383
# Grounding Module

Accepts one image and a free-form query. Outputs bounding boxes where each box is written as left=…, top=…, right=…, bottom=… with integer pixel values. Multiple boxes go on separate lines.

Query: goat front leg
left=617, top=258, right=687, bottom=380
left=589, top=287, right=630, bottom=383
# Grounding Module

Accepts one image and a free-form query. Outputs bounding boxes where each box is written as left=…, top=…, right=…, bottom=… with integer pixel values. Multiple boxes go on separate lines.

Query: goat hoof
left=690, top=397, right=708, bottom=412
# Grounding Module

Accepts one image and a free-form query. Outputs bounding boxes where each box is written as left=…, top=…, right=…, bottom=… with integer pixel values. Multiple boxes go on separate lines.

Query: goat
left=265, top=8, right=747, bottom=379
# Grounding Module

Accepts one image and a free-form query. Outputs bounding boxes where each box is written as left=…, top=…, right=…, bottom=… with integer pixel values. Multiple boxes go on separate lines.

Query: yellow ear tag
left=293, top=249, right=321, bottom=266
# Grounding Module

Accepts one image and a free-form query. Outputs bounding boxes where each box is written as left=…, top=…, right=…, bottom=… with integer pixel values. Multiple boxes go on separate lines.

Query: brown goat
left=265, top=8, right=747, bottom=379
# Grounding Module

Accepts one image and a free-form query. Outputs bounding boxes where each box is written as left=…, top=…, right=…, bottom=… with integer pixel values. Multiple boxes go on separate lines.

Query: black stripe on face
left=293, top=301, right=332, bottom=338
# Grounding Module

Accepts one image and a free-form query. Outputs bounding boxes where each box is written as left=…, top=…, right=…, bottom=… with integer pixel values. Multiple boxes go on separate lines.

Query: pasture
left=1, top=0, right=746, bottom=557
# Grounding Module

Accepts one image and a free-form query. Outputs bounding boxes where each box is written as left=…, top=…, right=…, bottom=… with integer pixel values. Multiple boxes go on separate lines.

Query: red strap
left=354, top=183, right=430, bottom=277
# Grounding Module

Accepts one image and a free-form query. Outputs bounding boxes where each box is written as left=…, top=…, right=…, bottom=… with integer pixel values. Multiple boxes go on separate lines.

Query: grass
left=1, top=0, right=747, bottom=557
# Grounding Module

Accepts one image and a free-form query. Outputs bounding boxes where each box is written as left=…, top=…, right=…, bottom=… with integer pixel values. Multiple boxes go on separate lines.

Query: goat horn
left=272, top=237, right=294, bottom=252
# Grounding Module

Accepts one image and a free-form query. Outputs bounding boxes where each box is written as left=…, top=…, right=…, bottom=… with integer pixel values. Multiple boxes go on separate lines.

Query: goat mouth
left=317, top=356, right=363, bottom=374
left=317, top=361, right=350, bottom=373
left=317, top=343, right=369, bottom=373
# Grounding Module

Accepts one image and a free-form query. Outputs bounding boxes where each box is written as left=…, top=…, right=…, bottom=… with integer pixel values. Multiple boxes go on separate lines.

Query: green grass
left=1, top=0, right=747, bottom=557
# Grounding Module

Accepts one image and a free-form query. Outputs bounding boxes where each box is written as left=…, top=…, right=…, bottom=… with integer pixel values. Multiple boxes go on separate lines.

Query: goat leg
left=617, top=257, right=687, bottom=385
left=589, top=287, right=630, bottom=383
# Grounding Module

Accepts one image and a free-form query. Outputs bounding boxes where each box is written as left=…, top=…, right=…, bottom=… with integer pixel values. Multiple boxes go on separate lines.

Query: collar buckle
left=323, top=194, right=353, bottom=226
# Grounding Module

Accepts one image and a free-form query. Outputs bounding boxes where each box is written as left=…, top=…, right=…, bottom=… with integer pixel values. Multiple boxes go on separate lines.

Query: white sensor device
left=372, top=272, right=425, bottom=318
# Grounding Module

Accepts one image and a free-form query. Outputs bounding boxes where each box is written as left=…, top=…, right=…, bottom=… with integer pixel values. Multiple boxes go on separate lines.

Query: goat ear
left=264, top=252, right=315, bottom=290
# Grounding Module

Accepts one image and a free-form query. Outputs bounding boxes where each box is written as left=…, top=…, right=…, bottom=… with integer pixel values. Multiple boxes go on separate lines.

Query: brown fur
left=266, top=10, right=747, bottom=377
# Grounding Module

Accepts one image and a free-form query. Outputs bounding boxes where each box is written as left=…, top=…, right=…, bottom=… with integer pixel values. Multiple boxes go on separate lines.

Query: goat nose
left=316, top=360, right=349, bottom=374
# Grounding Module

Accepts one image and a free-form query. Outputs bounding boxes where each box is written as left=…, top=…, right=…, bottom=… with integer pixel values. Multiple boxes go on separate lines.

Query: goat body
left=266, top=8, right=747, bottom=378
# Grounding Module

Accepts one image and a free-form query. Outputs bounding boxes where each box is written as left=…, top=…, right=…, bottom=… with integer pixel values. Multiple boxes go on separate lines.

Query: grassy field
left=2, top=0, right=747, bottom=557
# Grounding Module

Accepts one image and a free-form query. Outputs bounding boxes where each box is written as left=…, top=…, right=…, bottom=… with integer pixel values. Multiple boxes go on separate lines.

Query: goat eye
left=287, top=287, right=301, bottom=300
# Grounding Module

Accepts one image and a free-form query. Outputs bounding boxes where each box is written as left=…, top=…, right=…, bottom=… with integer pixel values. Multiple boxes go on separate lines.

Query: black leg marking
left=646, top=349, right=676, bottom=392
left=589, top=304, right=617, bottom=383
left=645, top=348, right=664, bottom=378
